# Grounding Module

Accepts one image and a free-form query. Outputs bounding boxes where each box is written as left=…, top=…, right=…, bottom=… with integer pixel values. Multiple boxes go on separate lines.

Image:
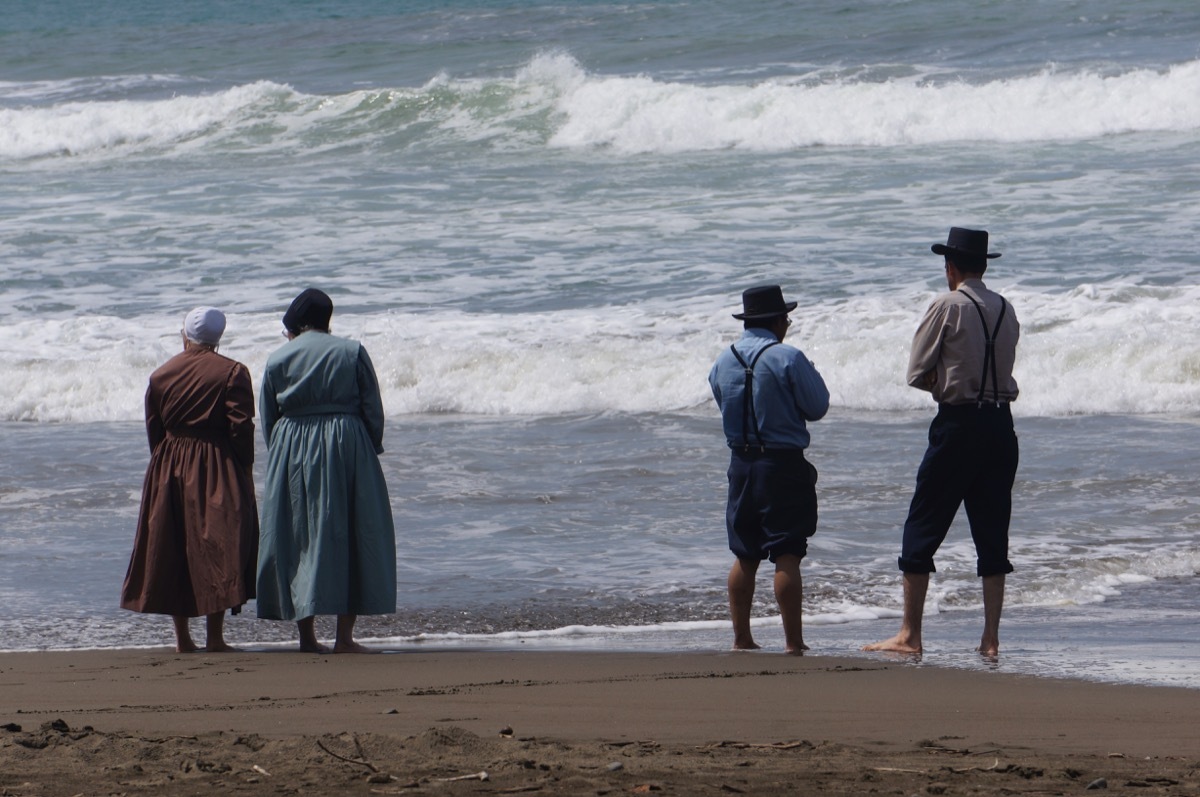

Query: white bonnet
left=183, top=306, right=226, bottom=345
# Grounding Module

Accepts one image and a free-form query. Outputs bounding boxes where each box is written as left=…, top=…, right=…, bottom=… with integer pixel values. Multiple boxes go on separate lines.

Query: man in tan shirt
left=865, top=227, right=1019, bottom=657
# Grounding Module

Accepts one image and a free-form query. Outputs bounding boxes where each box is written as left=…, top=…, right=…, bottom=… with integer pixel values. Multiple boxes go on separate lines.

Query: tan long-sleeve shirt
left=907, top=278, right=1020, bottom=406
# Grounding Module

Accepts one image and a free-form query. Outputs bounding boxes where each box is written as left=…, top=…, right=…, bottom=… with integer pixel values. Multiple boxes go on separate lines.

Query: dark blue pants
left=899, top=403, right=1018, bottom=577
left=726, top=448, right=818, bottom=562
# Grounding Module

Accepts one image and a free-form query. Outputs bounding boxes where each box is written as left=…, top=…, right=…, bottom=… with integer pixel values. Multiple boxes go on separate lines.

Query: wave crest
left=5, top=56, right=1200, bottom=162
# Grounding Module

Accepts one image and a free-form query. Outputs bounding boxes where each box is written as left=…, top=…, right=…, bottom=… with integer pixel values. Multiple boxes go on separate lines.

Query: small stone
left=607, top=761, right=624, bottom=771
left=1086, top=778, right=1108, bottom=790
left=499, top=726, right=514, bottom=737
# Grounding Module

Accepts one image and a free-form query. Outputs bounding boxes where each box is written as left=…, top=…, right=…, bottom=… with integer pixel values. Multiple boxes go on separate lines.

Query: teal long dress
left=256, top=331, right=396, bottom=621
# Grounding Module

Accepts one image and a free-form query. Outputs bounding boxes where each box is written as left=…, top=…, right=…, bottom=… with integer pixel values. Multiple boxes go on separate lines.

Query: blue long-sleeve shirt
left=709, top=328, right=830, bottom=450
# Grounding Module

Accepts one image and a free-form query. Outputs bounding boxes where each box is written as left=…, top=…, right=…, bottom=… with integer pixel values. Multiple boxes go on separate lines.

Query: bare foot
left=863, top=634, right=922, bottom=654
left=784, top=641, right=809, bottom=656
left=732, top=640, right=762, bottom=651
left=333, top=640, right=378, bottom=654
left=173, top=616, right=198, bottom=653
left=976, top=640, right=999, bottom=657
left=299, top=640, right=333, bottom=654
left=204, top=642, right=241, bottom=653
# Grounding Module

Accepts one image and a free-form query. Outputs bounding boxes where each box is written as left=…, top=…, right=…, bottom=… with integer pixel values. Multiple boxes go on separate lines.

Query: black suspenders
left=729, top=341, right=779, bottom=451
left=960, top=290, right=1008, bottom=407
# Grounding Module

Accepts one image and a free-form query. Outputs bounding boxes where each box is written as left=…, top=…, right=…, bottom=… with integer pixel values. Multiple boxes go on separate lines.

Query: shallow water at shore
left=3, top=412, right=1196, bottom=689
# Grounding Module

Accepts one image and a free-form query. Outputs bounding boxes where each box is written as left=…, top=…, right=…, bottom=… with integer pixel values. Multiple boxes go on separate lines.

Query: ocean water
left=1, top=1, right=1198, bottom=688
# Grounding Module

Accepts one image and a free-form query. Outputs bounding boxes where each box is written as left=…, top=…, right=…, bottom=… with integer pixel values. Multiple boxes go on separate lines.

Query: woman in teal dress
left=256, top=288, right=396, bottom=653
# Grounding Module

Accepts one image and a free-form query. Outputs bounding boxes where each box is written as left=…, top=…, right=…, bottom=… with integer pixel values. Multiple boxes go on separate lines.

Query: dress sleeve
left=225, top=363, right=256, bottom=468
left=144, top=380, right=164, bottom=454
left=260, top=364, right=280, bottom=447
left=356, top=344, right=386, bottom=454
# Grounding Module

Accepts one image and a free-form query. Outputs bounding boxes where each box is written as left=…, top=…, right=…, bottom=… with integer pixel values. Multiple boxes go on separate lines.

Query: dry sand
left=2, top=647, right=1198, bottom=795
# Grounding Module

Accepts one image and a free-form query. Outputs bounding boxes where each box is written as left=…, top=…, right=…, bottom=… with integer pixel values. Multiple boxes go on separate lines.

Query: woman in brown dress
left=120, top=307, right=259, bottom=652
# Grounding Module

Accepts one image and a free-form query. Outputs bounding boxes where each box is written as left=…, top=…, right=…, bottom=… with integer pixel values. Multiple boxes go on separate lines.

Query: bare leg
left=334, top=614, right=376, bottom=653
left=978, top=574, right=1005, bottom=656
left=172, top=616, right=198, bottom=653
left=297, top=616, right=332, bottom=654
left=863, top=572, right=928, bottom=653
left=203, top=611, right=239, bottom=652
left=773, top=555, right=808, bottom=655
left=728, top=558, right=761, bottom=651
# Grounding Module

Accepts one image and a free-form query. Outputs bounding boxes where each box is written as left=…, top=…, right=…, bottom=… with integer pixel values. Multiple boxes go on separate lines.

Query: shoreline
left=4, top=586, right=1199, bottom=692
left=3, top=648, right=1198, bottom=795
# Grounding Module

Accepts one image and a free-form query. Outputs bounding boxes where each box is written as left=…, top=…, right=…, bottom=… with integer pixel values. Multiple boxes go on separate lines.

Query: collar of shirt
left=736, top=326, right=781, bottom=347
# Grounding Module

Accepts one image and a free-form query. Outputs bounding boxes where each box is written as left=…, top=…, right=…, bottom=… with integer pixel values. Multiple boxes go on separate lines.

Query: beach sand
left=2, top=648, right=1197, bottom=795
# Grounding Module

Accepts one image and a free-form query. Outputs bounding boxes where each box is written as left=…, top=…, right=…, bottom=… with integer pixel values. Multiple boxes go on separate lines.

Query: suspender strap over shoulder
left=730, top=341, right=779, bottom=451
left=960, top=290, right=1007, bottom=407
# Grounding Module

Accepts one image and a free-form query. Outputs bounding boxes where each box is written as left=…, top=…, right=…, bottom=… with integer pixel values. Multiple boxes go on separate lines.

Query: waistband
left=165, top=428, right=218, bottom=440
left=730, top=446, right=808, bottom=460
left=283, top=403, right=358, bottom=418
left=936, top=401, right=1012, bottom=414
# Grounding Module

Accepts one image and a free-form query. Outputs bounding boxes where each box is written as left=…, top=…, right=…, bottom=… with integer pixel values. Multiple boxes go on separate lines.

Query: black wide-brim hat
left=931, top=227, right=1001, bottom=261
left=732, top=284, right=797, bottom=320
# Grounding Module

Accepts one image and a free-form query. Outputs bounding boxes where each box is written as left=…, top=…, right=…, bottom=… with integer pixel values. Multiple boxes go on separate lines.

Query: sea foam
left=2, top=282, right=1198, bottom=422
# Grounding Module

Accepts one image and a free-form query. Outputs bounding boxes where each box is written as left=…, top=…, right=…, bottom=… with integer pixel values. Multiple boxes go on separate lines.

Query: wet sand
left=2, top=647, right=1198, bottom=795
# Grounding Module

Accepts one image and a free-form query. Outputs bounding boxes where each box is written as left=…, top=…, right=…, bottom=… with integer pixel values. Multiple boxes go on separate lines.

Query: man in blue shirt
left=709, top=285, right=830, bottom=655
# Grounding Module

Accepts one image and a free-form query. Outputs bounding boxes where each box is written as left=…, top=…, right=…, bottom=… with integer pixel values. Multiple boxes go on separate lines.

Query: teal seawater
left=0, top=1, right=1196, bottom=687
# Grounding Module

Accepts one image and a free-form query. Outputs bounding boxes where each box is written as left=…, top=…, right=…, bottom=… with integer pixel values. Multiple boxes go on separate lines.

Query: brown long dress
left=120, top=347, right=259, bottom=617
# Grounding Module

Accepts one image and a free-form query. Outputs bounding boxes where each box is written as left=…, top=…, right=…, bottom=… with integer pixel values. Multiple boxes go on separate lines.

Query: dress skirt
left=255, top=412, right=396, bottom=620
